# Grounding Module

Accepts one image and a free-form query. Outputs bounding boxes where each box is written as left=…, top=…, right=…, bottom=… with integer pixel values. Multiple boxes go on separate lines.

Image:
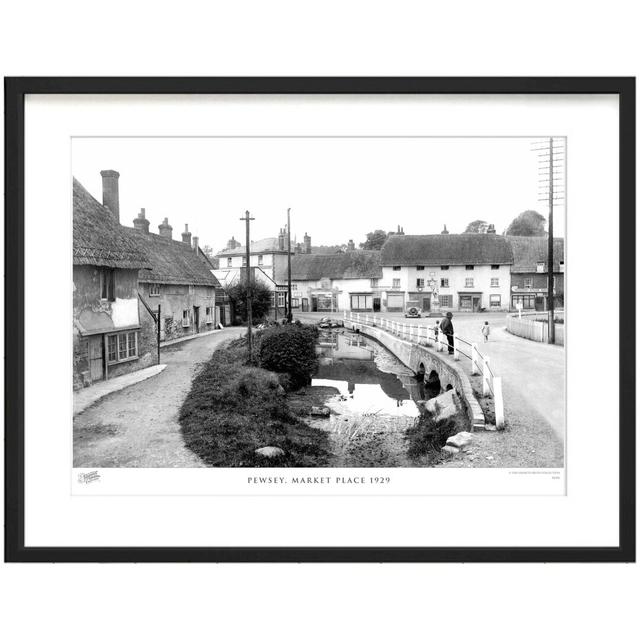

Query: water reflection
left=313, top=331, right=419, bottom=417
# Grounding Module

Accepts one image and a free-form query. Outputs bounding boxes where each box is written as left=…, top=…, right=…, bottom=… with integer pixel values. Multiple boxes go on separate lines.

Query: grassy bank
left=179, top=337, right=330, bottom=467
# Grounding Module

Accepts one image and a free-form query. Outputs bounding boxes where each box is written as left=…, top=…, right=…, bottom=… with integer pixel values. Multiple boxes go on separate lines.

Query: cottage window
left=490, top=294, right=501, bottom=308
left=440, top=278, right=449, bottom=288
left=227, top=257, right=232, bottom=267
left=100, top=268, right=115, bottom=301
left=491, top=278, right=499, bottom=287
left=149, top=283, right=161, bottom=297
left=242, top=256, right=247, bottom=266
left=536, top=262, right=545, bottom=273
left=258, top=255, right=264, bottom=266
left=440, top=266, right=449, bottom=271
left=392, top=278, right=401, bottom=288
left=277, top=292, right=286, bottom=307
left=416, top=266, right=425, bottom=271
left=370, top=278, right=379, bottom=287
left=182, top=310, right=191, bottom=327
left=524, top=277, right=533, bottom=288
left=465, top=265, right=474, bottom=271
left=491, top=264, right=500, bottom=270
left=439, top=295, right=452, bottom=308
left=292, top=298, right=300, bottom=308
left=292, top=284, right=297, bottom=290
left=465, top=278, right=474, bottom=288
left=107, top=331, right=138, bottom=364
left=416, top=278, right=425, bottom=288
left=205, top=306, right=213, bottom=324
left=392, top=266, right=401, bottom=271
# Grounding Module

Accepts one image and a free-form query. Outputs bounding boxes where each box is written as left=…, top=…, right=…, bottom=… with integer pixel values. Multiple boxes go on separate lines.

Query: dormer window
left=392, top=265, right=401, bottom=271
left=465, top=265, right=474, bottom=271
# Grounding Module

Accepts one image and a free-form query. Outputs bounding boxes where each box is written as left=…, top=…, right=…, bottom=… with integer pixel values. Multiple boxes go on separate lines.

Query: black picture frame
left=4, top=77, right=635, bottom=563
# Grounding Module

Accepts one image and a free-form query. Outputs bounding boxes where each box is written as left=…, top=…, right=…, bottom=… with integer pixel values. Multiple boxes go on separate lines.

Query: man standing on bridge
left=440, top=311, right=455, bottom=354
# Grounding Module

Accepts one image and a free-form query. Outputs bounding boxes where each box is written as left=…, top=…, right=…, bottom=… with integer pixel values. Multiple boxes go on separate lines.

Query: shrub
left=258, top=323, right=318, bottom=389
left=224, top=280, right=273, bottom=324
left=179, top=339, right=329, bottom=467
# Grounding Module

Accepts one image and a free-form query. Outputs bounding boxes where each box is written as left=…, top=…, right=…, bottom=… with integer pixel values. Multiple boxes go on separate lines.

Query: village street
left=294, top=310, right=565, bottom=442
left=73, top=328, right=245, bottom=467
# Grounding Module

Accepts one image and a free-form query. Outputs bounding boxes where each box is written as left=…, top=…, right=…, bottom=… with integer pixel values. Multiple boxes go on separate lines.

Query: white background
left=1, top=2, right=638, bottom=639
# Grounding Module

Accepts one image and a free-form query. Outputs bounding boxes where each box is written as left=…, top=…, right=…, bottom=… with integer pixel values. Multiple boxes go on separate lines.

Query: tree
left=464, top=219, right=489, bottom=233
left=505, top=210, right=547, bottom=236
left=360, top=229, right=389, bottom=250
left=225, top=280, right=273, bottom=324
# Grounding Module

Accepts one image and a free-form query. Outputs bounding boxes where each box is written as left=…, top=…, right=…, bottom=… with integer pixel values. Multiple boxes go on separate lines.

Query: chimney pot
left=192, top=236, right=199, bottom=252
left=132, top=207, right=150, bottom=233
left=158, top=217, right=173, bottom=239
left=100, top=169, right=120, bottom=222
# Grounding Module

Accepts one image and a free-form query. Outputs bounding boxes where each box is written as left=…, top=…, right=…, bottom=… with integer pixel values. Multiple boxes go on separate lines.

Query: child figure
left=482, top=321, right=490, bottom=342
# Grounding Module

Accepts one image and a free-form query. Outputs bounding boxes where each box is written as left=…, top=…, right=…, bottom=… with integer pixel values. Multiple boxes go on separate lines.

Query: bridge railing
left=344, top=311, right=504, bottom=428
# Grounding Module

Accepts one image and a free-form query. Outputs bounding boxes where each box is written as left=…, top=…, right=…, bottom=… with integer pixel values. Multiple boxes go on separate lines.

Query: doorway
left=373, top=297, right=381, bottom=312
left=88, top=335, right=104, bottom=383
left=302, top=298, right=309, bottom=312
left=193, top=306, right=200, bottom=332
left=422, top=297, right=431, bottom=312
left=472, top=296, right=481, bottom=312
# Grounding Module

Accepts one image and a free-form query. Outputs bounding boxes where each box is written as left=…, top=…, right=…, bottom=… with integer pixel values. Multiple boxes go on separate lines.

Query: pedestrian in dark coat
left=440, top=311, right=455, bottom=354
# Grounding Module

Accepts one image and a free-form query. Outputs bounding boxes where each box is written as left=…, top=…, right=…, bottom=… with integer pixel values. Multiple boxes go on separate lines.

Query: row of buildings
left=214, top=228, right=564, bottom=315
left=73, top=170, right=225, bottom=389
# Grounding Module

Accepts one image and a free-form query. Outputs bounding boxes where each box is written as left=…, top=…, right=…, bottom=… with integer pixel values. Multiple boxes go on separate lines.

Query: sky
left=72, top=137, right=565, bottom=253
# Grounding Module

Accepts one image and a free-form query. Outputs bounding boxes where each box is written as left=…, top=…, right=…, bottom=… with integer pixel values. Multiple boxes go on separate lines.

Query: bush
left=258, top=323, right=319, bottom=389
left=179, top=339, right=329, bottom=467
left=224, top=280, right=273, bottom=324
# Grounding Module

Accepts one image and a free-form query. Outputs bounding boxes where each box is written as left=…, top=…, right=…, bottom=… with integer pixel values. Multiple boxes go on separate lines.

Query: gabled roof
left=124, top=229, right=221, bottom=287
left=291, top=251, right=382, bottom=281
left=379, top=234, right=513, bottom=266
left=217, top=237, right=286, bottom=256
left=505, top=236, right=565, bottom=273
left=73, top=178, right=151, bottom=270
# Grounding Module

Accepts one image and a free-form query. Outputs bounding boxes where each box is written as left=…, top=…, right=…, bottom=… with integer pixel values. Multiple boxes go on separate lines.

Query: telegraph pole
left=240, top=210, right=255, bottom=359
left=547, top=137, right=555, bottom=344
left=287, top=207, right=293, bottom=323
left=533, top=136, right=564, bottom=344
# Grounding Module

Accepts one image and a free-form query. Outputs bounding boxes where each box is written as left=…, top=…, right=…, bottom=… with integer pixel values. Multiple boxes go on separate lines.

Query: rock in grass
left=422, top=389, right=459, bottom=421
left=255, top=446, right=285, bottom=459
left=310, top=406, right=330, bottom=417
left=441, top=445, right=459, bottom=456
left=446, top=431, right=474, bottom=450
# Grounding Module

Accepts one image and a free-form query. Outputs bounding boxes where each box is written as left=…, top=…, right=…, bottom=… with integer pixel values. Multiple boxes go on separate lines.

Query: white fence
left=344, top=311, right=504, bottom=428
left=506, top=311, right=565, bottom=346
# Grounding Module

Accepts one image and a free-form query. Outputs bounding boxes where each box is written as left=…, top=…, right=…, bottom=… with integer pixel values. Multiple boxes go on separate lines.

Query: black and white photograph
left=72, top=135, right=566, bottom=472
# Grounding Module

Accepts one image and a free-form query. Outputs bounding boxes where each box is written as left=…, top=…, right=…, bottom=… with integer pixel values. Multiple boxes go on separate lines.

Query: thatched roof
left=505, top=236, right=565, bottom=273
left=73, top=178, right=151, bottom=269
left=291, top=251, right=382, bottom=281
left=380, top=234, right=513, bottom=266
left=125, top=229, right=221, bottom=287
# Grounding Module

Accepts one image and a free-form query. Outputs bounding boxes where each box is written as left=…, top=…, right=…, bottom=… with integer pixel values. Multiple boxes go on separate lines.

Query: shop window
left=490, top=295, right=501, bottom=308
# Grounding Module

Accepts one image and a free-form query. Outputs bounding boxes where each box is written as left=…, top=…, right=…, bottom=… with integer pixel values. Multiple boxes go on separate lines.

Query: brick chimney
left=100, top=170, right=120, bottom=221
left=182, top=224, right=192, bottom=245
left=441, top=224, right=449, bottom=235
left=304, top=232, right=311, bottom=254
left=227, top=236, right=240, bottom=250
left=347, top=239, right=355, bottom=251
left=278, top=228, right=285, bottom=251
left=132, top=207, right=150, bottom=233
left=158, top=217, right=173, bottom=239
left=192, top=236, right=199, bottom=253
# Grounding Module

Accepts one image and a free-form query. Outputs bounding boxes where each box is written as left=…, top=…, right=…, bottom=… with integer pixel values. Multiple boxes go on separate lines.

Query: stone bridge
left=344, top=319, right=485, bottom=430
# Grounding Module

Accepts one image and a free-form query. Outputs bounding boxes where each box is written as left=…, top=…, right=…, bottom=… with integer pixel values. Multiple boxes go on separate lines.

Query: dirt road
left=74, top=328, right=245, bottom=467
